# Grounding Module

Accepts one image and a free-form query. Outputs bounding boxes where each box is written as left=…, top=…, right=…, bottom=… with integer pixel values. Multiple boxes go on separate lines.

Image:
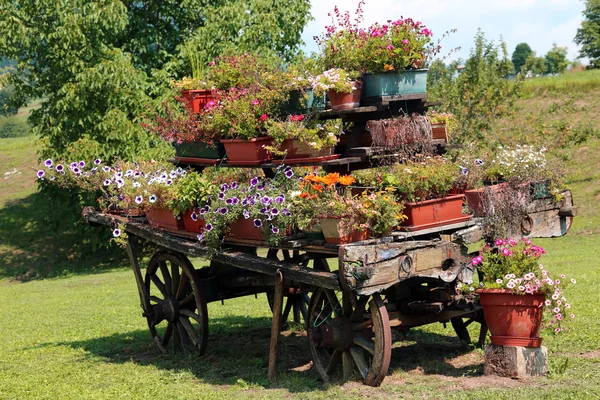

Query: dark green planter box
left=280, top=89, right=325, bottom=115
left=530, top=180, right=552, bottom=199
left=173, top=141, right=225, bottom=159
left=363, top=69, right=428, bottom=98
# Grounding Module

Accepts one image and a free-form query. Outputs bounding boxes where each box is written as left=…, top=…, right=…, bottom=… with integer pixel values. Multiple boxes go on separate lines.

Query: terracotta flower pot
left=220, top=137, right=273, bottom=164
left=464, top=183, right=508, bottom=217
left=146, top=207, right=184, bottom=232
left=327, top=81, right=363, bottom=111
left=402, top=194, right=470, bottom=230
left=319, top=217, right=368, bottom=244
left=476, top=289, right=545, bottom=347
left=431, top=123, right=448, bottom=141
left=181, top=209, right=206, bottom=234
left=180, top=89, right=214, bottom=114
left=229, top=217, right=264, bottom=241
left=277, top=139, right=335, bottom=159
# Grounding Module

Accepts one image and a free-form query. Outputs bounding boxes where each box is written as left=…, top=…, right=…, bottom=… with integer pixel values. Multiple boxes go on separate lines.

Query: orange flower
left=338, top=175, right=356, bottom=186
left=321, top=173, right=341, bottom=186
left=299, top=192, right=309, bottom=198
left=384, top=64, right=395, bottom=71
left=311, top=184, right=323, bottom=191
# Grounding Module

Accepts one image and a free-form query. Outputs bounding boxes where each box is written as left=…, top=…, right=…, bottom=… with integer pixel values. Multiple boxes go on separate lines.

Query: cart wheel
left=144, top=251, right=208, bottom=356
left=307, top=288, right=392, bottom=387
left=450, top=311, right=488, bottom=348
left=267, top=289, right=310, bottom=330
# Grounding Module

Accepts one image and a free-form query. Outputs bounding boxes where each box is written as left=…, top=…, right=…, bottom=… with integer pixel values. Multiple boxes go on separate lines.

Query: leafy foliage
left=524, top=53, right=547, bottom=75
left=427, top=30, right=521, bottom=145
left=511, top=42, right=533, bottom=73
left=575, top=0, right=600, bottom=68
left=545, top=43, right=570, bottom=74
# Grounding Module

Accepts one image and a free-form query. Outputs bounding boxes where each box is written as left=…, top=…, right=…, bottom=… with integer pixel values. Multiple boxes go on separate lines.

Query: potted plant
left=168, top=172, right=216, bottom=234
left=310, top=68, right=362, bottom=110
left=427, top=111, right=457, bottom=141
left=264, top=114, right=344, bottom=160
left=315, top=3, right=438, bottom=100
left=279, top=57, right=323, bottom=114
left=383, top=157, right=470, bottom=230
left=463, top=238, right=575, bottom=347
left=201, top=166, right=298, bottom=251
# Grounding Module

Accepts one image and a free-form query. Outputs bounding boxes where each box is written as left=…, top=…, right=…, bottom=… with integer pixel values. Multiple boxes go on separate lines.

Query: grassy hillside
left=0, top=75, right=599, bottom=398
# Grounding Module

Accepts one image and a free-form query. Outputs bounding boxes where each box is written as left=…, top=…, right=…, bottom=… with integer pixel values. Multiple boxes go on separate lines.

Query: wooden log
left=268, top=270, right=284, bottom=382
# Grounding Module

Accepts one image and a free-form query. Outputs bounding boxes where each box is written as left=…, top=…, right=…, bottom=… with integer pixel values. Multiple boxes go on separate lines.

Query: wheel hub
left=145, top=297, right=180, bottom=325
left=311, top=317, right=354, bottom=351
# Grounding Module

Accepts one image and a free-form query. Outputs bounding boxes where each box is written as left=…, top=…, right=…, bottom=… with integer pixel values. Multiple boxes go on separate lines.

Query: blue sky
left=301, top=0, right=586, bottom=63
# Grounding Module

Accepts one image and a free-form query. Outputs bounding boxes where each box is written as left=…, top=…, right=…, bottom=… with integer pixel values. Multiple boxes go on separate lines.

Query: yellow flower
left=384, top=64, right=395, bottom=72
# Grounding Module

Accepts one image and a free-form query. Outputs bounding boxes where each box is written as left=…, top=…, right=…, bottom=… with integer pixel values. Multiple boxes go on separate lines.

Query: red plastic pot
left=464, top=183, right=508, bottom=217
left=229, top=217, right=264, bottom=241
left=477, top=289, right=545, bottom=347
left=146, top=207, right=184, bottom=232
left=319, top=217, right=368, bottom=245
left=431, top=123, right=448, bottom=141
left=180, top=89, right=214, bottom=114
left=220, top=137, right=273, bottom=164
left=402, top=194, right=470, bottom=230
left=327, top=81, right=363, bottom=110
left=181, top=209, right=205, bottom=234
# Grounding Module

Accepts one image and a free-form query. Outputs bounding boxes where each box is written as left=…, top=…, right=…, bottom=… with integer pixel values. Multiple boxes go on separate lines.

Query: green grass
left=522, top=69, right=600, bottom=97
left=1, top=86, right=600, bottom=398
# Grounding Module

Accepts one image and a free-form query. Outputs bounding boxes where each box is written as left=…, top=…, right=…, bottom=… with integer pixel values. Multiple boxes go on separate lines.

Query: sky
left=301, top=0, right=586, bottom=63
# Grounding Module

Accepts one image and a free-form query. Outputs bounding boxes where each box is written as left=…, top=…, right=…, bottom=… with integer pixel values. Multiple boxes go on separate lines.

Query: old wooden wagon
left=82, top=98, right=576, bottom=387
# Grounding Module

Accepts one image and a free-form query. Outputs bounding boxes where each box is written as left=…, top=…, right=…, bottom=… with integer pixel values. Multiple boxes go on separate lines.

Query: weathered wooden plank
left=387, top=309, right=476, bottom=328
left=391, top=219, right=479, bottom=239
left=268, top=271, right=284, bottom=381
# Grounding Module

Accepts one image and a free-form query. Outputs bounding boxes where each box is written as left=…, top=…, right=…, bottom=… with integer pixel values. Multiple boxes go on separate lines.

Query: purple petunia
left=257, top=185, right=264, bottom=191
left=166, top=179, right=173, bottom=186
left=282, top=208, right=289, bottom=216
left=191, top=212, right=198, bottom=221
left=199, top=207, right=206, bottom=215
left=135, top=195, right=143, bottom=204
left=220, top=207, right=228, bottom=215
left=37, top=170, right=45, bottom=179
left=196, top=233, right=204, bottom=241
left=474, top=158, right=484, bottom=167
left=149, top=195, right=157, bottom=203
left=70, top=162, right=78, bottom=169
left=44, top=159, right=53, bottom=167
left=250, top=177, right=259, bottom=186
left=241, top=199, right=248, bottom=206
left=271, top=208, right=279, bottom=215
left=78, top=161, right=85, bottom=168
left=103, top=179, right=111, bottom=186
left=221, top=183, right=229, bottom=192
left=94, top=159, right=102, bottom=165
left=102, top=166, right=110, bottom=172
left=460, top=166, right=468, bottom=175
left=231, top=181, right=238, bottom=189
left=271, top=226, right=280, bottom=234
left=253, top=219, right=262, bottom=227
left=243, top=210, right=250, bottom=219
left=56, top=164, right=64, bottom=172
left=275, top=195, right=284, bottom=204
left=205, top=223, right=213, bottom=231
left=113, top=228, right=121, bottom=237
left=225, top=198, right=233, bottom=205
left=218, top=192, right=225, bottom=200
left=261, top=196, right=271, bottom=205
left=285, top=169, right=294, bottom=178
left=231, top=197, right=239, bottom=205
left=73, top=167, right=81, bottom=174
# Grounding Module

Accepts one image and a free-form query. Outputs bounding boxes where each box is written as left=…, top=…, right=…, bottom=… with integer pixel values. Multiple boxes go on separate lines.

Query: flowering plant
left=204, top=53, right=278, bottom=90
left=315, top=1, right=434, bottom=73
left=170, top=76, right=213, bottom=91
left=264, top=114, right=344, bottom=155
left=465, top=238, right=575, bottom=332
left=309, top=68, right=358, bottom=96
left=201, top=166, right=299, bottom=251
left=491, top=145, right=551, bottom=184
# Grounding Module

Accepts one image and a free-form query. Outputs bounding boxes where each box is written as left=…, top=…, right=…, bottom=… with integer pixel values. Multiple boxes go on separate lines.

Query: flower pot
left=277, top=139, right=335, bottom=159
left=182, top=209, right=205, bottom=234
left=173, top=141, right=226, bottom=159
left=229, top=217, right=264, bottom=241
left=476, top=289, right=545, bottom=347
left=431, top=123, right=448, bottom=141
left=146, top=207, right=184, bottom=232
left=180, top=89, right=214, bottom=114
left=220, top=137, right=273, bottom=164
left=327, top=81, right=363, bottom=110
left=402, top=194, right=471, bottom=230
left=319, top=217, right=368, bottom=244
left=363, top=70, right=428, bottom=99
left=464, top=183, right=509, bottom=217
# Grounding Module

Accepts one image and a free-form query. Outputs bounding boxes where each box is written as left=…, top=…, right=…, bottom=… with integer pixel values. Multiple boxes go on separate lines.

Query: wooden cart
left=83, top=97, right=576, bottom=386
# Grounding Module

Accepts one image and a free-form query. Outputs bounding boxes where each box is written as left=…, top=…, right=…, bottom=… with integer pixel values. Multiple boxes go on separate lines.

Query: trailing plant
left=169, top=172, right=216, bottom=216
left=264, top=114, right=344, bottom=155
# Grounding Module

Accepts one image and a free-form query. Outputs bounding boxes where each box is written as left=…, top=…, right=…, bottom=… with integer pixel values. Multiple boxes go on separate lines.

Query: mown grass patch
left=522, top=69, right=600, bottom=98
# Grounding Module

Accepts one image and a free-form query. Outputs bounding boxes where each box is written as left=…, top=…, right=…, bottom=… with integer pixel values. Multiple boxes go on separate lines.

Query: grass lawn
left=1, top=87, right=600, bottom=398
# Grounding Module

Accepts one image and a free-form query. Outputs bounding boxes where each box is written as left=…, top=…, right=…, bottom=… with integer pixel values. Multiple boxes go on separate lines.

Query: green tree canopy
left=575, top=0, right=600, bottom=68
left=427, top=30, right=521, bottom=144
left=545, top=43, right=569, bottom=74
left=512, top=42, right=533, bottom=73
left=524, top=53, right=547, bottom=75
left=0, top=0, right=312, bottom=162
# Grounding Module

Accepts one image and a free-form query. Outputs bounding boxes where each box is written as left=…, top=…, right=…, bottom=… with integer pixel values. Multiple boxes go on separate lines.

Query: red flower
left=259, top=114, right=269, bottom=122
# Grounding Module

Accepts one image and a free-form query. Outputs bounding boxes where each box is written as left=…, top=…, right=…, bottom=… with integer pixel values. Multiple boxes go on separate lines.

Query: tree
left=575, top=0, right=600, bottom=68
left=512, top=43, right=533, bottom=73
left=545, top=43, right=569, bottom=74
left=0, top=0, right=312, bottom=163
left=523, top=53, right=547, bottom=75
left=427, top=30, right=522, bottom=144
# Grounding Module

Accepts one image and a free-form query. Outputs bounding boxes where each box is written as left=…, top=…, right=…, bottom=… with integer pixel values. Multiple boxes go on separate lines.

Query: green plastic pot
left=173, top=141, right=225, bottom=159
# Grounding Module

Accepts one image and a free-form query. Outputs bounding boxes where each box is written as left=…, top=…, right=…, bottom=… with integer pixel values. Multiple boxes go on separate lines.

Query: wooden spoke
left=308, top=289, right=392, bottom=387
left=144, top=251, right=208, bottom=356
left=354, top=337, right=375, bottom=355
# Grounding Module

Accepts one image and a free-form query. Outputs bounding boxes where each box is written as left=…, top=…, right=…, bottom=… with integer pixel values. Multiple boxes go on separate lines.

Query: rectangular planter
left=402, top=194, right=471, bottom=230
left=277, top=139, right=334, bottom=159
left=280, top=89, right=325, bottom=114
left=319, top=217, right=368, bottom=245
left=229, top=217, right=264, bottom=241
left=180, top=89, right=214, bottom=114
left=464, top=183, right=508, bottom=217
left=363, top=70, right=428, bottom=99
left=146, top=207, right=184, bottom=232
left=173, top=141, right=226, bottom=159
left=431, top=123, right=448, bottom=142
left=220, top=137, right=273, bottom=165
left=181, top=209, right=206, bottom=234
